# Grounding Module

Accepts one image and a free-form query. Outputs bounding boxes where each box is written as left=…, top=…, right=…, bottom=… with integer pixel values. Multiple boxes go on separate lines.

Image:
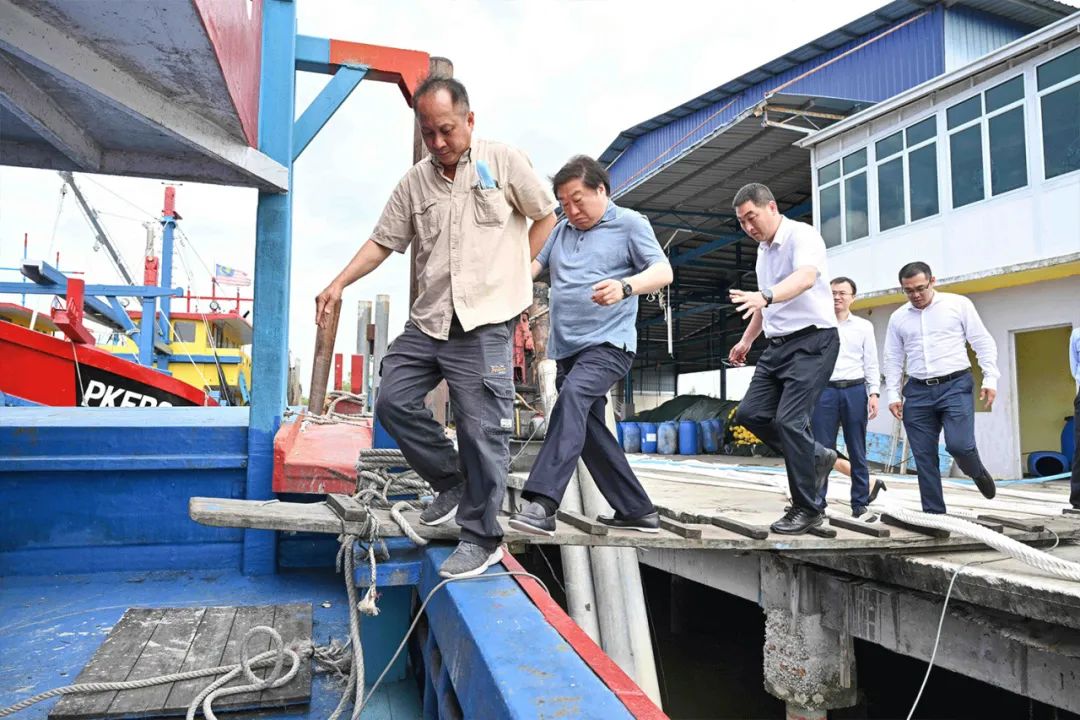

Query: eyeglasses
left=902, top=284, right=932, bottom=296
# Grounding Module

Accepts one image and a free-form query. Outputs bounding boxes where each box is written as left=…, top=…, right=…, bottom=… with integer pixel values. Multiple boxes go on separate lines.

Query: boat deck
left=0, top=569, right=420, bottom=720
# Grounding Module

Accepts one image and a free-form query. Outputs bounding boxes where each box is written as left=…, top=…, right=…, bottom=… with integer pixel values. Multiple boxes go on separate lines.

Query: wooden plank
left=658, top=517, right=703, bottom=539
left=881, top=514, right=950, bottom=539
left=51, top=609, right=166, bottom=720
left=951, top=516, right=1004, bottom=533
left=106, top=607, right=206, bottom=716
left=190, top=497, right=1080, bottom=553
left=258, top=604, right=313, bottom=708
left=655, top=505, right=699, bottom=524
left=214, top=605, right=277, bottom=711
left=808, top=524, right=837, bottom=539
left=827, top=515, right=891, bottom=538
left=326, top=493, right=368, bottom=522
left=556, top=510, right=608, bottom=536
left=162, top=606, right=236, bottom=712
left=978, top=515, right=1045, bottom=533
left=709, top=514, right=770, bottom=540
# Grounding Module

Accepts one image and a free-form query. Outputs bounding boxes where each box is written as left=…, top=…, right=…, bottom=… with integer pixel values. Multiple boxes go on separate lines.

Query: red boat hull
left=0, top=322, right=215, bottom=407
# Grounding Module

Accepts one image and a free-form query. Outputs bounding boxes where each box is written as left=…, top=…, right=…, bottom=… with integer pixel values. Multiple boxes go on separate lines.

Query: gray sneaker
left=438, top=542, right=504, bottom=579
left=420, top=484, right=464, bottom=526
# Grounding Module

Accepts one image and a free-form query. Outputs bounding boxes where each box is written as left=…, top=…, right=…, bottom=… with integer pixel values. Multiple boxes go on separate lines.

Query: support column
left=244, top=0, right=296, bottom=575
left=760, top=555, right=857, bottom=717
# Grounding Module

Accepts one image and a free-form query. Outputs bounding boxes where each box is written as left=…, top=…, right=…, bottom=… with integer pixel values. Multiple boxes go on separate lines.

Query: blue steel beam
left=245, top=0, right=297, bottom=575
left=293, top=65, right=368, bottom=161
left=641, top=302, right=728, bottom=327
left=668, top=199, right=814, bottom=267
left=0, top=283, right=181, bottom=298
left=158, top=212, right=177, bottom=372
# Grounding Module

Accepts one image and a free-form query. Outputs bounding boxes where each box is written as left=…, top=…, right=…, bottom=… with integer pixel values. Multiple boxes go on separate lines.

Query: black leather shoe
left=508, top=501, right=556, bottom=537
left=770, top=506, right=824, bottom=535
left=868, top=478, right=887, bottom=503
left=973, top=470, right=996, bottom=499
left=815, top=448, right=838, bottom=492
left=597, top=511, right=660, bottom=533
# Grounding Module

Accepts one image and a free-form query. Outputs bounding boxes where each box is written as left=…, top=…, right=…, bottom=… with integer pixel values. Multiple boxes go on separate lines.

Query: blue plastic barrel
left=658, top=421, right=679, bottom=455
left=639, top=422, right=658, bottom=453
left=678, top=420, right=699, bottom=455
left=1028, top=451, right=1067, bottom=477
left=1063, top=416, right=1076, bottom=467
left=616, top=422, right=625, bottom=448
left=621, top=422, right=641, bottom=453
left=701, top=419, right=720, bottom=454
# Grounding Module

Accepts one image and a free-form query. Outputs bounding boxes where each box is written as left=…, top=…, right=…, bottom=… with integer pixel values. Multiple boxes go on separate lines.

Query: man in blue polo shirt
left=509, top=155, right=673, bottom=535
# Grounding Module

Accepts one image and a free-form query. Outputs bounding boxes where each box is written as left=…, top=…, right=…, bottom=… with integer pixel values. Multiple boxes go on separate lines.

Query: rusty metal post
left=412, top=56, right=453, bottom=424
left=307, top=297, right=340, bottom=414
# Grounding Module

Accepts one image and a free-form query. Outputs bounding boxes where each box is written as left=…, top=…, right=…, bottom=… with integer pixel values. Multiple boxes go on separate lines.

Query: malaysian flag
left=214, top=264, right=251, bottom=287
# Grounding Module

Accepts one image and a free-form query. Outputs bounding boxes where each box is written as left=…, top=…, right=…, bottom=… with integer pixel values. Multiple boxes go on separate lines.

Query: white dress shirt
left=883, top=291, right=999, bottom=405
left=756, top=217, right=837, bottom=338
left=831, top=314, right=881, bottom=395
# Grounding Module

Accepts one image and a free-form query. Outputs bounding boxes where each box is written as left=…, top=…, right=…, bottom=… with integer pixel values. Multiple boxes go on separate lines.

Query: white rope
left=883, top=506, right=1080, bottom=581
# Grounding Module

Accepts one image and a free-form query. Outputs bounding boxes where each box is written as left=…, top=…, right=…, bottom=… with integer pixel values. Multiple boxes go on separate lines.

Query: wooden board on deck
left=189, top=497, right=1080, bottom=553
left=49, top=604, right=312, bottom=720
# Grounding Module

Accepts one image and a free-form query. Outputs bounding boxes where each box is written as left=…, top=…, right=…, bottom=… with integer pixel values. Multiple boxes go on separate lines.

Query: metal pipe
left=307, top=297, right=340, bottom=414
left=371, top=293, right=389, bottom=403
left=560, top=470, right=602, bottom=646
left=356, top=300, right=372, bottom=408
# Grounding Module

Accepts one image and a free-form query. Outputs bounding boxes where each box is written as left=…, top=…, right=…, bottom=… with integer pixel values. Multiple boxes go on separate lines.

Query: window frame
left=1035, top=45, right=1080, bottom=181
left=816, top=147, right=869, bottom=247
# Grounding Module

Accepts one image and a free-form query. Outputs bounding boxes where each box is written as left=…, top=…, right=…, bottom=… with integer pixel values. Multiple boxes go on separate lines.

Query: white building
left=800, top=13, right=1080, bottom=479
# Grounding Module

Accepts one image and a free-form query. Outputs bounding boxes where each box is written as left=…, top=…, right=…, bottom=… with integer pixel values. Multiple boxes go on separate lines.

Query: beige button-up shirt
left=371, top=138, right=557, bottom=340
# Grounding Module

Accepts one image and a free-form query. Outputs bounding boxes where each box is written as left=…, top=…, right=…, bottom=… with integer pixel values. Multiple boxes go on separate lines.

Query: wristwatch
left=761, top=288, right=774, bottom=306
left=621, top=281, right=633, bottom=299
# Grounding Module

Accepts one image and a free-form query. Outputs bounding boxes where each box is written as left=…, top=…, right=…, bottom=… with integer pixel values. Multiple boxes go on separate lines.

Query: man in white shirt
left=883, top=261, right=998, bottom=513
left=812, top=277, right=880, bottom=518
left=728, top=183, right=839, bottom=535
left=1069, top=327, right=1080, bottom=509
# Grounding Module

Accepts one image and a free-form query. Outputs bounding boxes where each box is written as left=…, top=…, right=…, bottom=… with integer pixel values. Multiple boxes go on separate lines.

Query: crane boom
left=58, top=171, right=137, bottom=286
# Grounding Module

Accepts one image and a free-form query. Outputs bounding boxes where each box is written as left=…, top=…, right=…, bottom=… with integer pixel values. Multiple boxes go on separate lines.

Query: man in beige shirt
left=316, top=76, right=557, bottom=579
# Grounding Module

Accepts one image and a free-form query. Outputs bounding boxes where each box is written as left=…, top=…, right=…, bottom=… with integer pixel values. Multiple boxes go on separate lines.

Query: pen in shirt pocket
left=475, top=160, right=498, bottom=189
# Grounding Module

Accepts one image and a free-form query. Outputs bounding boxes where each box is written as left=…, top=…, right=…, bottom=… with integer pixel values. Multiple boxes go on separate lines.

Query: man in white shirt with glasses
left=883, top=261, right=998, bottom=514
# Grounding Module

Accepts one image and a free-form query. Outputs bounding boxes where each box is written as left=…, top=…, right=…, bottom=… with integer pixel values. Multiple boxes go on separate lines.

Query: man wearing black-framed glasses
left=883, top=261, right=998, bottom=513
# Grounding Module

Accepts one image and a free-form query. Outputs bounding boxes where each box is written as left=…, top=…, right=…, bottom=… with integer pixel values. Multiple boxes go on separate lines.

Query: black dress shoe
left=814, top=448, right=838, bottom=491
left=867, top=478, right=887, bottom=503
left=597, top=510, right=660, bottom=533
left=508, top=501, right=556, bottom=537
left=973, top=470, right=996, bottom=499
left=770, top=506, right=824, bottom=535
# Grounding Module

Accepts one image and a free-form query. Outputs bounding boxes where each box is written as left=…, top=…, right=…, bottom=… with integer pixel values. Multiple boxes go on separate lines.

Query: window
left=946, top=75, right=1028, bottom=208
left=817, top=148, right=868, bottom=247
left=874, top=116, right=939, bottom=233
left=173, top=321, right=196, bottom=343
left=1037, top=46, right=1080, bottom=179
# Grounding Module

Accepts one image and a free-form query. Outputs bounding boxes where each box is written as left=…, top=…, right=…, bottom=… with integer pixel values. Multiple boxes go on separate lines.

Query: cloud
left=0, top=0, right=886, bottom=394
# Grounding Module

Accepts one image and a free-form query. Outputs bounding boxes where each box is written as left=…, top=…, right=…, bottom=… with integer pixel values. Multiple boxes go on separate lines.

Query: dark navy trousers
left=1070, top=388, right=1080, bottom=508
left=524, top=344, right=654, bottom=518
left=812, top=384, right=871, bottom=509
left=901, top=371, right=988, bottom=514
left=375, top=318, right=515, bottom=549
left=734, top=327, right=840, bottom=512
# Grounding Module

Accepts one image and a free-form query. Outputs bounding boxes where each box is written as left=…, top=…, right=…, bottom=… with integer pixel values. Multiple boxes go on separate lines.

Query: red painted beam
left=328, top=40, right=430, bottom=105
left=51, top=278, right=96, bottom=345
left=350, top=354, right=364, bottom=395
left=500, top=551, right=669, bottom=720
left=333, top=352, right=343, bottom=391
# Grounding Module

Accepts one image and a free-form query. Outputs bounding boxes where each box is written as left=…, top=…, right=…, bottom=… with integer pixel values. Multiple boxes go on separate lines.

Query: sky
left=0, top=0, right=890, bottom=392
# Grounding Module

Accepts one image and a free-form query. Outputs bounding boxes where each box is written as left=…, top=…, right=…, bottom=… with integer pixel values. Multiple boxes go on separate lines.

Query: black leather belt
left=910, top=368, right=971, bottom=386
left=767, top=326, right=820, bottom=346
left=828, top=379, right=863, bottom=389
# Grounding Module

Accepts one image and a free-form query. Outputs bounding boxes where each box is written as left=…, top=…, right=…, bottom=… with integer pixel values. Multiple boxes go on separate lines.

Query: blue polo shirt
left=536, top=201, right=667, bottom=360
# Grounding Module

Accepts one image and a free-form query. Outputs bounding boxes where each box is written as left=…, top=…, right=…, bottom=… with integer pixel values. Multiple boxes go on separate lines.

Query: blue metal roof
left=599, top=0, right=1069, bottom=196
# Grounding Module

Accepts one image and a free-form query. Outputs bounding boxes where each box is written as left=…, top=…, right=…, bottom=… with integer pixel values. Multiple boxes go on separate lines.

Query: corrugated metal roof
left=598, top=0, right=1073, bottom=174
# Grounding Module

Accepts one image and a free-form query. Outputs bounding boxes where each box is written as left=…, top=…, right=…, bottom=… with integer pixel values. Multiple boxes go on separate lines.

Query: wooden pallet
left=50, top=604, right=312, bottom=720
